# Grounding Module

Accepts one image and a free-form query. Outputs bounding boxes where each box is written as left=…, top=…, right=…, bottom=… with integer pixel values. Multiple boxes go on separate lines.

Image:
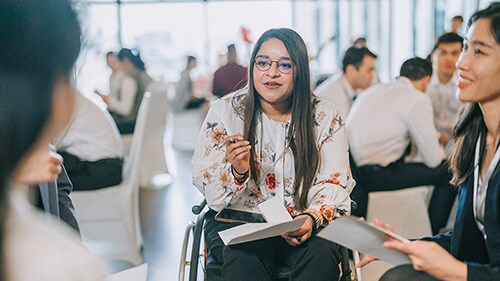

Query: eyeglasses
left=253, top=56, right=294, bottom=74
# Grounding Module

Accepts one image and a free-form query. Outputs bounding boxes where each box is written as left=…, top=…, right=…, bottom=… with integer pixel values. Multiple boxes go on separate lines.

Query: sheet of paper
left=219, top=217, right=306, bottom=245
left=258, top=196, right=292, bottom=223
left=107, top=263, right=148, bottom=281
left=317, top=216, right=411, bottom=266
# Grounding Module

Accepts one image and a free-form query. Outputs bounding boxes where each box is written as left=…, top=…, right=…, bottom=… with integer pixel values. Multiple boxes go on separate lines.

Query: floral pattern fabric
left=192, top=90, right=353, bottom=223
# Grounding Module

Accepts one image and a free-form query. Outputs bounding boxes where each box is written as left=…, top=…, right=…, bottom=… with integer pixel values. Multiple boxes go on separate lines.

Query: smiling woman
left=192, top=28, right=353, bottom=281
left=358, top=3, right=500, bottom=281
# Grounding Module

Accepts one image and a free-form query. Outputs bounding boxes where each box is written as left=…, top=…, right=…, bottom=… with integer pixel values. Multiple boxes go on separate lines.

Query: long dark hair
left=241, top=28, right=318, bottom=211
left=118, top=48, right=146, bottom=71
left=0, top=0, right=81, bottom=279
left=449, top=3, right=500, bottom=185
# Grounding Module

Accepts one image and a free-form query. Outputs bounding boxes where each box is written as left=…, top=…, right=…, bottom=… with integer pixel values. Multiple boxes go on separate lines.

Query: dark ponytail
left=118, top=48, right=146, bottom=71
left=449, top=104, right=486, bottom=185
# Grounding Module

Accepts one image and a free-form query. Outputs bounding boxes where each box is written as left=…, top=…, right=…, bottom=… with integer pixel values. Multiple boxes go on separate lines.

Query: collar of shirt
left=429, top=69, right=458, bottom=89
left=341, top=74, right=357, bottom=101
left=395, top=76, right=415, bottom=89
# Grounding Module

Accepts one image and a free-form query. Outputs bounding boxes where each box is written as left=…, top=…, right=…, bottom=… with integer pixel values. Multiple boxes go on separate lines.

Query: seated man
left=426, top=32, right=465, bottom=153
left=315, top=46, right=377, bottom=119
left=346, top=57, right=456, bottom=234
left=55, top=93, right=124, bottom=191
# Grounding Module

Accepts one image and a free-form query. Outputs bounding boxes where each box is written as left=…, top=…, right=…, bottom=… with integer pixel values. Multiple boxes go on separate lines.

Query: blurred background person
left=315, top=46, right=377, bottom=120
left=97, top=51, right=124, bottom=100
left=451, top=15, right=464, bottom=34
left=101, top=48, right=153, bottom=134
left=55, top=92, right=124, bottom=191
left=426, top=32, right=465, bottom=153
left=347, top=57, right=456, bottom=234
left=173, top=55, right=207, bottom=112
left=212, top=43, right=248, bottom=98
left=352, top=37, right=367, bottom=48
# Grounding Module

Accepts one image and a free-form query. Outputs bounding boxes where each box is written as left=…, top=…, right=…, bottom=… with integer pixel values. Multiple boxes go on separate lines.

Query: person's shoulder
left=312, top=95, right=343, bottom=126
left=6, top=195, right=105, bottom=280
left=315, top=73, right=343, bottom=96
left=313, top=95, right=339, bottom=111
left=211, top=89, right=247, bottom=118
left=412, top=90, right=433, bottom=105
left=234, top=63, right=247, bottom=71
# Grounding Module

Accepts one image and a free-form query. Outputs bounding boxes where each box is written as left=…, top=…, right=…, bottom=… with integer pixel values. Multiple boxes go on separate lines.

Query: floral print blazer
left=192, top=91, right=353, bottom=224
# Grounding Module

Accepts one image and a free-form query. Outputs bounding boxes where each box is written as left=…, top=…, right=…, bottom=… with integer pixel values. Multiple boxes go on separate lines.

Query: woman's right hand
left=355, top=218, right=396, bottom=268
left=13, top=145, right=63, bottom=185
left=225, top=133, right=251, bottom=177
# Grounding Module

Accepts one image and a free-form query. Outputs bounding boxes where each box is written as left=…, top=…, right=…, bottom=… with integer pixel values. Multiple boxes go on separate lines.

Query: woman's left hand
left=384, top=240, right=467, bottom=280
left=282, top=215, right=314, bottom=246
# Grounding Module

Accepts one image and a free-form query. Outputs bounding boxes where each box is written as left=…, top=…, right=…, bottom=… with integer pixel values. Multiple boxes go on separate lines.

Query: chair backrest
left=123, top=93, right=151, bottom=182
left=139, top=82, right=170, bottom=187
left=144, top=81, right=169, bottom=129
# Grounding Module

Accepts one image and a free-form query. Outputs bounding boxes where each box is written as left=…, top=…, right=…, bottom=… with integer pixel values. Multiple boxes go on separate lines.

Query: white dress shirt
left=347, top=77, right=444, bottom=168
left=55, top=93, right=124, bottom=161
left=315, top=74, right=356, bottom=121
left=426, top=71, right=464, bottom=134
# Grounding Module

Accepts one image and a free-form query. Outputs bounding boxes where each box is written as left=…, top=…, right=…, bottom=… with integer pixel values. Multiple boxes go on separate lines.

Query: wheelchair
left=179, top=198, right=359, bottom=281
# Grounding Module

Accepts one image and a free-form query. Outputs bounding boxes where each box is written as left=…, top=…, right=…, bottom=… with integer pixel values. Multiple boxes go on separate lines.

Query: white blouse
left=192, top=91, right=353, bottom=223
left=5, top=190, right=106, bottom=281
left=107, top=74, right=137, bottom=116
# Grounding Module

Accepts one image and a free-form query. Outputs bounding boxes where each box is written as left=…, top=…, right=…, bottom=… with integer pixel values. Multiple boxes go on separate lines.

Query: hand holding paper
left=317, top=216, right=411, bottom=266
left=218, top=196, right=308, bottom=246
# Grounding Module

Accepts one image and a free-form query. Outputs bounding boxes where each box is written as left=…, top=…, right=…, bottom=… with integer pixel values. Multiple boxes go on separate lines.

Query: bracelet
left=234, top=172, right=249, bottom=185
left=231, top=165, right=249, bottom=176
left=301, top=212, right=318, bottom=231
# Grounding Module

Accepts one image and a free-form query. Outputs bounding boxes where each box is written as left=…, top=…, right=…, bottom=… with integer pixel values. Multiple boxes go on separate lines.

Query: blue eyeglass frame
left=253, top=56, right=294, bottom=74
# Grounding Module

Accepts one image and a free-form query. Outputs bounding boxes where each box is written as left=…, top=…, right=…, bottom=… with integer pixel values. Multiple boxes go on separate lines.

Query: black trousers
left=204, top=210, right=341, bottom=281
left=110, top=111, right=136, bottom=134
left=58, top=151, right=123, bottom=191
left=116, top=121, right=135, bottom=134
left=380, top=264, right=439, bottom=281
left=357, top=161, right=457, bottom=235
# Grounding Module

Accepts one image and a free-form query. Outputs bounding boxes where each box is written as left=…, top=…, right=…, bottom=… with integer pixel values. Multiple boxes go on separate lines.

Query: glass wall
left=75, top=0, right=484, bottom=95
left=121, top=3, right=205, bottom=80
left=75, top=3, right=119, bottom=96
left=207, top=1, right=292, bottom=70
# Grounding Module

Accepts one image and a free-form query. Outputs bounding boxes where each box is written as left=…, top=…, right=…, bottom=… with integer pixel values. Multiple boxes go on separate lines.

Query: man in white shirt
left=55, top=93, right=124, bottom=191
left=426, top=32, right=465, bottom=153
left=347, top=57, right=456, bottom=234
left=315, top=46, right=377, bottom=119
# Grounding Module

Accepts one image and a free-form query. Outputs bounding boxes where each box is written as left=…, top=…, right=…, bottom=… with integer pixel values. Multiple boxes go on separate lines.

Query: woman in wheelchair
left=192, top=28, right=353, bottom=281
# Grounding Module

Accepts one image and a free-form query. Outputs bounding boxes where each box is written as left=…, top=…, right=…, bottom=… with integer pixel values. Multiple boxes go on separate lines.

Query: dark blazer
left=424, top=164, right=500, bottom=280
left=37, top=165, right=80, bottom=232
